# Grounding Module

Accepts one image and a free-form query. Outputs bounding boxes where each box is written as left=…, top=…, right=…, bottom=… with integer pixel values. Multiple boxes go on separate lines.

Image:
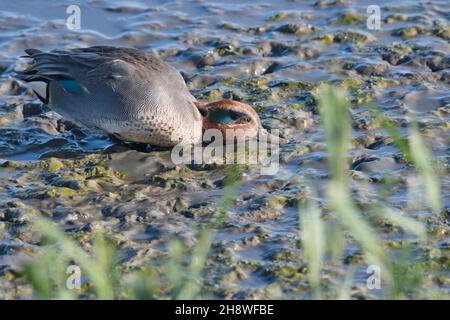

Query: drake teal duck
left=17, top=46, right=261, bottom=147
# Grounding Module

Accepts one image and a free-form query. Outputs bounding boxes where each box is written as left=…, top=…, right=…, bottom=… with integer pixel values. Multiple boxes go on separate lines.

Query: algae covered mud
left=0, top=0, right=448, bottom=299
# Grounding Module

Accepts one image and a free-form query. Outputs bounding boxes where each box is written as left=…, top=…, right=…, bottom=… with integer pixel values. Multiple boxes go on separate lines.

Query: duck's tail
left=16, top=48, right=75, bottom=104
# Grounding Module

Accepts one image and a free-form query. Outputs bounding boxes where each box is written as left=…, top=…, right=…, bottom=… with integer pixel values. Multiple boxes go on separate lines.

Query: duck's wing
left=16, top=48, right=107, bottom=103
left=18, top=46, right=173, bottom=82
left=16, top=46, right=202, bottom=145
left=19, top=48, right=102, bottom=82
left=17, top=46, right=192, bottom=104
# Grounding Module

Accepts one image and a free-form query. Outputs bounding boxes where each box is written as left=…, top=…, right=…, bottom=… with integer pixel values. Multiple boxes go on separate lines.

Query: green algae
left=14, top=186, right=76, bottom=199
left=265, top=196, right=287, bottom=209
left=271, top=266, right=307, bottom=282
left=85, top=165, right=107, bottom=178
left=267, top=12, right=296, bottom=22
left=1, top=160, right=24, bottom=170
left=317, top=34, right=334, bottom=45
left=396, top=26, right=421, bottom=39
left=47, top=158, right=64, bottom=173
left=336, top=12, right=365, bottom=25
left=334, top=31, right=371, bottom=45
left=0, top=117, right=10, bottom=126
left=272, top=81, right=315, bottom=91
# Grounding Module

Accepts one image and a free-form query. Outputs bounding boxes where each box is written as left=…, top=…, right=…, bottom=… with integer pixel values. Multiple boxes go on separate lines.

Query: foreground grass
left=24, top=167, right=240, bottom=299
left=302, top=85, right=443, bottom=299
left=21, top=86, right=445, bottom=299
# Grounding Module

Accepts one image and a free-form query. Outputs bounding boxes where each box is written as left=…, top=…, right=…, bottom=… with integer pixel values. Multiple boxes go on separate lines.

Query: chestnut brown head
left=195, top=100, right=261, bottom=143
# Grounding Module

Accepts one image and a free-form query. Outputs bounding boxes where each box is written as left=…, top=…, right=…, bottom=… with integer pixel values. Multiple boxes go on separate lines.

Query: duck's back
left=19, top=46, right=202, bottom=146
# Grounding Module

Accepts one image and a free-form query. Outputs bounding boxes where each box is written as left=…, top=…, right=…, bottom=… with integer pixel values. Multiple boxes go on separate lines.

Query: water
left=0, top=0, right=448, bottom=299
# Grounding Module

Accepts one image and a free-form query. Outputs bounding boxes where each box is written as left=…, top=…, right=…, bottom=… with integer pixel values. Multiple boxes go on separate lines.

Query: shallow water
left=0, top=0, right=449, bottom=299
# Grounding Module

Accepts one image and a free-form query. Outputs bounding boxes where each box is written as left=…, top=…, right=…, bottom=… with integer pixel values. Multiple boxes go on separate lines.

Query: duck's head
left=195, top=100, right=261, bottom=143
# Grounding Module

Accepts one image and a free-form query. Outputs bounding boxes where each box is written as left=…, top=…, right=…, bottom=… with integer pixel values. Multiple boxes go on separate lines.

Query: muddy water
left=0, top=0, right=449, bottom=299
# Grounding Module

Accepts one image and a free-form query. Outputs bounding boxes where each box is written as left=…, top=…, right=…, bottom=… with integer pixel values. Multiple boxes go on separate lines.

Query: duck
left=17, top=46, right=261, bottom=147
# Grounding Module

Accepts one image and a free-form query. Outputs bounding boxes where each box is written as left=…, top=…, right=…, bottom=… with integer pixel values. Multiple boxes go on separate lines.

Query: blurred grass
left=22, top=166, right=241, bottom=300
left=298, top=84, right=443, bottom=299
left=300, top=198, right=325, bottom=299
left=370, top=111, right=441, bottom=213
left=28, top=218, right=115, bottom=299
left=317, top=85, right=391, bottom=288
left=408, top=125, right=441, bottom=213
left=20, top=85, right=444, bottom=300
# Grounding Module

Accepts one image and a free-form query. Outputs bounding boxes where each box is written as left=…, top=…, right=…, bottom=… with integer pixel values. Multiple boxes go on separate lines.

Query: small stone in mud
left=351, top=157, right=399, bottom=173
left=290, top=45, right=320, bottom=59
left=382, top=52, right=410, bottom=66
left=144, top=226, right=162, bottom=241
left=334, top=31, right=373, bottom=45
left=0, top=79, right=23, bottom=96
left=22, top=102, right=42, bottom=118
left=223, top=91, right=242, bottom=101
left=267, top=42, right=291, bottom=57
left=276, top=24, right=299, bottom=34
left=195, top=52, right=219, bottom=68
left=425, top=52, right=449, bottom=72
left=354, top=63, right=389, bottom=76
left=317, top=34, right=334, bottom=45
left=433, top=24, right=450, bottom=40
left=336, top=12, right=364, bottom=25
left=0, top=117, right=9, bottom=126
left=104, top=3, right=147, bottom=13
left=187, top=74, right=217, bottom=89
left=173, top=197, right=189, bottom=212
left=314, top=0, right=346, bottom=8
left=47, top=158, right=64, bottom=172
left=385, top=14, right=409, bottom=24
left=439, top=70, right=450, bottom=82
left=24, top=115, right=60, bottom=135
left=267, top=12, right=296, bottom=22
left=393, top=26, right=423, bottom=39
left=0, top=160, right=22, bottom=169
left=266, top=196, right=287, bottom=210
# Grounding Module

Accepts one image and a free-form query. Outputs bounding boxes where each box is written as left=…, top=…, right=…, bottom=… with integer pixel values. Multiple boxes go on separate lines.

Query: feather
left=59, top=80, right=82, bottom=94
left=29, top=81, right=48, bottom=104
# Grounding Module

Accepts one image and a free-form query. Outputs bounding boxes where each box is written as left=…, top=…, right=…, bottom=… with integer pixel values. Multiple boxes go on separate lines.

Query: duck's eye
left=198, top=108, right=209, bottom=117
left=207, top=109, right=235, bottom=124
left=238, top=115, right=251, bottom=123
left=229, top=110, right=251, bottom=124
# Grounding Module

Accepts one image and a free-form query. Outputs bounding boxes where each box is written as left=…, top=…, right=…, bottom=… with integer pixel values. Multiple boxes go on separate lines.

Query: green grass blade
left=409, top=125, right=441, bottom=213
left=33, top=216, right=114, bottom=299
left=300, top=199, right=325, bottom=299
